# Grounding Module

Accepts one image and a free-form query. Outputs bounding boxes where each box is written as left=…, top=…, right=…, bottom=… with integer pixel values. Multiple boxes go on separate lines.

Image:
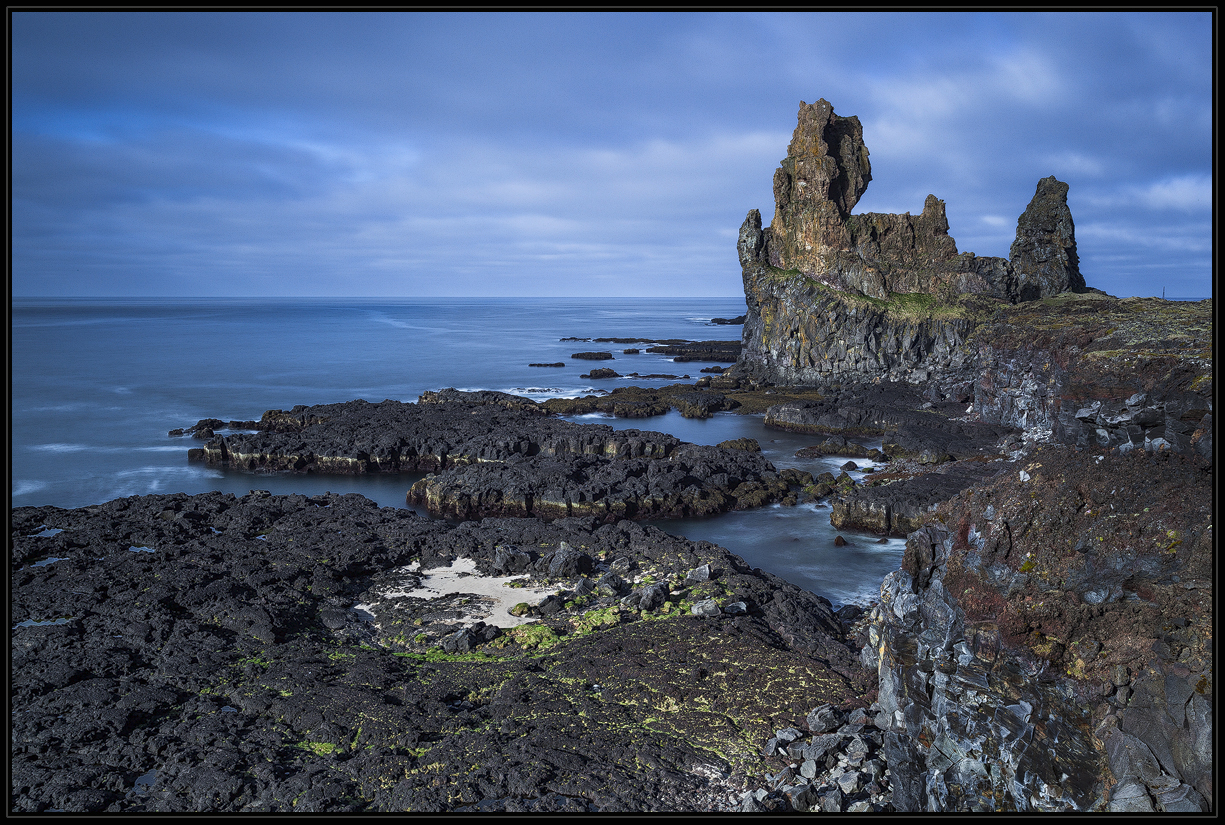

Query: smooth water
left=11, top=297, right=902, bottom=606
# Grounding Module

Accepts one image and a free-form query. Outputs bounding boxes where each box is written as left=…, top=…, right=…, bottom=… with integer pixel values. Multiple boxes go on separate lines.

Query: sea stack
left=736, top=99, right=1089, bottom=388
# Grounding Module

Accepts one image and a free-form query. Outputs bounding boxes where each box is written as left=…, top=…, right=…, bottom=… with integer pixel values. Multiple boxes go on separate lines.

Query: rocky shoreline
left=15, top=369, right=1210, bottom=812
left=13, top=491, right=877, bottom=812
left=11, top=97, right=1212, bottom=813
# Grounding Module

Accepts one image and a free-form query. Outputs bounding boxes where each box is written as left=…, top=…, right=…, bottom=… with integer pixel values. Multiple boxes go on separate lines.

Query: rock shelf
left=12, top=492, right=869, bottom=813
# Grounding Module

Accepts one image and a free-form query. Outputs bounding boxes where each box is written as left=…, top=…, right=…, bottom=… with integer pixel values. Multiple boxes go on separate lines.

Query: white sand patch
left=356, top=557, right=558, bottom=629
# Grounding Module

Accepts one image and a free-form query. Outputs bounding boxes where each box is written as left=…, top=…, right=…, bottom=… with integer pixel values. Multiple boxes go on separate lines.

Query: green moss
left=505, top=622, right=563, bottom=650
left=571, top=606, right=621, bottom=635
left=295, top=739, right=338, bottom=757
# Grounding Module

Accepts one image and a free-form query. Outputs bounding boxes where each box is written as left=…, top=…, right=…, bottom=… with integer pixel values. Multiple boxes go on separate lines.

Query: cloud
left=1134, top=175, right=1212, bottom=213
left=9, top=11, right=1213, bottom=299
left=1082, top=174, right=1211, bottom=214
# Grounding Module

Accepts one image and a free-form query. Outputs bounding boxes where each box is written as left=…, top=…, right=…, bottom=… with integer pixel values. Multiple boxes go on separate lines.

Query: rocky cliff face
left=862, top=447, right=1212, bottom=812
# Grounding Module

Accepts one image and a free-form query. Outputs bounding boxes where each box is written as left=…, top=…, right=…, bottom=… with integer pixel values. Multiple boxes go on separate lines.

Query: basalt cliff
left=736, top=99, right=1211, bottom=464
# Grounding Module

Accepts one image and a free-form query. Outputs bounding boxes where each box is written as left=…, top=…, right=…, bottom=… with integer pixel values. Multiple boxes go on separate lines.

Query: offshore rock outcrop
left=736, top=98, right=1084, bottom=387
left=745, top=98, right=1081, bottom=308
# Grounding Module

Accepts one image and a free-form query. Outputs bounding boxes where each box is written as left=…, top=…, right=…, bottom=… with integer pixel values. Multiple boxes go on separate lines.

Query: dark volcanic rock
left=1009, top=176, right=1084, bottom=302
left=581, top=368, right=621, bottom=379
left=11, top=492, right=869, bottom=813
left=794, top=435, right=879, bottom=460
left=530, top=362, right=566, bottom=368
left=862, top=446, right=1212, bottom=812
left=765, top=383, right=1015, bottom=464
left=193, top=397, right=679, bottom=474
left=831, top=459, right=1009, bottom=536
left=407, top=442, right=790, bottom=522
left=572, top=351, right=614, bottom=360
left=646, top=341, right=742, bottom=363
left=711, top=316, right=746, bottom=325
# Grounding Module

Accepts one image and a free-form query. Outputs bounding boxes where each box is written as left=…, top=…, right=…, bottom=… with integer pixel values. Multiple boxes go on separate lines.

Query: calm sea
left=11, top=297, right=905, bottom=607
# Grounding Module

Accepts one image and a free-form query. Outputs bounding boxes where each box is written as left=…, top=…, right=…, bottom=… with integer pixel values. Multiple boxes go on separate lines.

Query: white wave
left=502, top=386, right=608, bottom=400
left=364, top=310, right=432, bottom=331
left=13, top=480, right=48, bottom=496
left=115, top=466, right=196, bottom=477
left=29, top=443, right=89, bottom=453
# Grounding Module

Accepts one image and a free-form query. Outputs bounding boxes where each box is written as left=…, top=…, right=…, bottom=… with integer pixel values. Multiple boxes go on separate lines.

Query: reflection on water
left=646, top=503, right=903, bottom=610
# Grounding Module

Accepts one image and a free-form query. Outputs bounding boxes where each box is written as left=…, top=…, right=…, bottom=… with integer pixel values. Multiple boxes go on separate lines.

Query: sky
left=10, top=11, right=1214, bottom=298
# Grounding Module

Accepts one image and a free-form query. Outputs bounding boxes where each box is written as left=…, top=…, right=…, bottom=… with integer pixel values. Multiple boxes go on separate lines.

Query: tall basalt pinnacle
left=1010, top=176, right=1084, bottom=301
left=775, top=99, right=872, bottom=219
left=769, top=100, right=874, bottom=288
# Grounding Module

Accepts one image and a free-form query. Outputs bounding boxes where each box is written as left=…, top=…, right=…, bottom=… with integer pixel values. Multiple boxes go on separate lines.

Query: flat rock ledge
left=407, top=443, right=791, bottom=522
left=189, top=395, right=683, bottom=474
left=183, top=394, right=799, bottom=523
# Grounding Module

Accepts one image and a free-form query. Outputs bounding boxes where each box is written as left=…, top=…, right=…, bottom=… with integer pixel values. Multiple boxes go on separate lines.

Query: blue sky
left=11, top=11, right=1213, bottom=298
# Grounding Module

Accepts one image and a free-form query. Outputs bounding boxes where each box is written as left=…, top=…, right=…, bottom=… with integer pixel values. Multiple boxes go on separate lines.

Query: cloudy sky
left=11, top=11, right=1213, bottom=298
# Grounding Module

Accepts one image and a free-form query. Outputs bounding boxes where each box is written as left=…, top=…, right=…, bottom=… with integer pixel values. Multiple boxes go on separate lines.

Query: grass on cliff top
left=980, top=293, right=1213, bottom=365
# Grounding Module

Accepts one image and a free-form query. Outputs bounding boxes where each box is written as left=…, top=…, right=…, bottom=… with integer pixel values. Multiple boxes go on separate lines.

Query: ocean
left=11, top=297, right=906, bottom=608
